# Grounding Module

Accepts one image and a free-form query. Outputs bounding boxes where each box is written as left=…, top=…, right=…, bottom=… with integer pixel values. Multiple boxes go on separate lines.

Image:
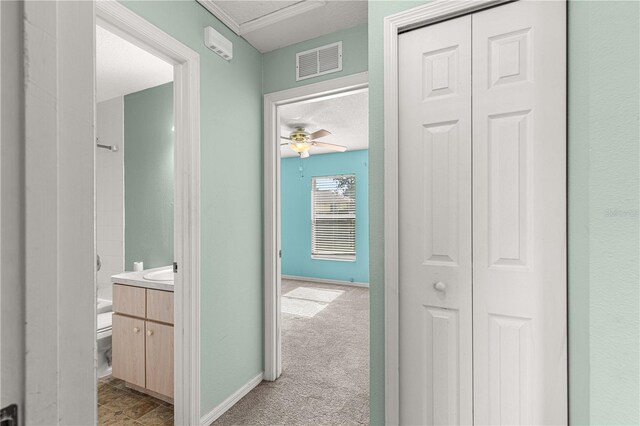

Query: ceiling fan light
left=289, top=142, right=311, bottom=153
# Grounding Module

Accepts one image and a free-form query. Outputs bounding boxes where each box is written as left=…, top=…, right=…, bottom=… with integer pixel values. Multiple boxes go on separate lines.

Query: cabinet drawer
left=113, top=284, right=146, bottom=318
left=112, top=314, right=146, bottom=388
left=146, top=289, right=174, bottom=324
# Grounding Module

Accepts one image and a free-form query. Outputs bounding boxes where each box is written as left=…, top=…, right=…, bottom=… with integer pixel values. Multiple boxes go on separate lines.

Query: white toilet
left=97, top=301, right=113, bottom=378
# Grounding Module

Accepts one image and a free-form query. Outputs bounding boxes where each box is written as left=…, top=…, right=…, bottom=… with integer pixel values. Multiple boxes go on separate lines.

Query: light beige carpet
left=213, top=278, right=370, bottom=425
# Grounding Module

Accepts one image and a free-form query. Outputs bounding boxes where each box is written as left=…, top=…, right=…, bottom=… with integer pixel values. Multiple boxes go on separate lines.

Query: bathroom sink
left=143, top=268, right=174, bottom=282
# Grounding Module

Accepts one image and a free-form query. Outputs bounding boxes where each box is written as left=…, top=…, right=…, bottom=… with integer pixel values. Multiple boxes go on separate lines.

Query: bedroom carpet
left=212, top=278, right=369, bottom=425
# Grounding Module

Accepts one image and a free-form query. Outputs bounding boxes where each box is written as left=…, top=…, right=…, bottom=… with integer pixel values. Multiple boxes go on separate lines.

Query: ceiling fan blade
left=309, top=129, right=331, bottom=140
left=280, top=136, right=291, bottom=140
left=312, top=141, right=347, bottom=152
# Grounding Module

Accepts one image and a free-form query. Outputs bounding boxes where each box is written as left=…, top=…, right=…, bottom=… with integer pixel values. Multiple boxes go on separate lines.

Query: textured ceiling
left=96, top=25, right=173, bottom=103
left=208, top=0, right=367, bottom=53
left=214, top=1, right=300, bottom=25
left=279, top=90, right=368, bottom=158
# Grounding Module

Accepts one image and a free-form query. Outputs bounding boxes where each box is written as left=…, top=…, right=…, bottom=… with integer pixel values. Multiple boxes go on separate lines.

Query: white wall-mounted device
left=204, top=26, right=232, bottom=61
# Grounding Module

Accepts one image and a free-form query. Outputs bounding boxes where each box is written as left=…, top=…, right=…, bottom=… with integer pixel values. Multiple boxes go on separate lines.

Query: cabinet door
left=112, top=314, right=145, bottom=387
left=145, top=321, right=174, bottom=398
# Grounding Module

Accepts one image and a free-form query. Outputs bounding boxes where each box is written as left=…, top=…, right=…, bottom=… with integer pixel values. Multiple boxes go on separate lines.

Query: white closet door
left=471, top=2, right=567, bottom=425
left=398, top=16, right=473, bottom=426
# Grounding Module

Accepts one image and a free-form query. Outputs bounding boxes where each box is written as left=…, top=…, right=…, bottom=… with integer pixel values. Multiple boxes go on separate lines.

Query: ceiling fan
left=280, top=127, right=347, bottom=158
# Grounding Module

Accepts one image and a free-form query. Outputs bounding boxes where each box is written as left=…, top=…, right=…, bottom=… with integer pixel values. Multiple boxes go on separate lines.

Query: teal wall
left=568, top=1, right=639, bottom=424
left=281, top=150, right=369, bottom=284
left=368, top=1, right=640, bottom=425
left=263, top=23, right=368, bottom=94
left=117, top=1, right=639, bottom=424
left=124, top=83, right=174, bottom=270
left=121, top=1, right=264, bottom=416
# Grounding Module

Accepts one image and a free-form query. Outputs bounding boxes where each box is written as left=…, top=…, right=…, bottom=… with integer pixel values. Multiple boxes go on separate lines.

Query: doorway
left=95, top=2, right=201, bottom=424
left=261, top=73, right=370, bottom=423
left=95, top=20, right=175, bottom=424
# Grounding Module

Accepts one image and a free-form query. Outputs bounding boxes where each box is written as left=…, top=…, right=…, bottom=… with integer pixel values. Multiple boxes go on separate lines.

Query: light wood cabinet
left=111, top=284, right=174, bottom=400
left=146, top=288, right=174, bottom=324
left=113, top=284, right=146, bottom=318
left=145, top=321, right=174, bottom=398
left=112, top=314, right=145, bottom=388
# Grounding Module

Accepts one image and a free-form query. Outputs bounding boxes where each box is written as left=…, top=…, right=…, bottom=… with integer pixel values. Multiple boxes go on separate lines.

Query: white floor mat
left=281, top=297, right=328, bottom=317
left=283, top=286, right=344, bottom=303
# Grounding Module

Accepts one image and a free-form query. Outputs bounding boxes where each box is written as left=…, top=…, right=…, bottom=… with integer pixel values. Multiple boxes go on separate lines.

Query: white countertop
left=111, top=266, right=174, bottom=292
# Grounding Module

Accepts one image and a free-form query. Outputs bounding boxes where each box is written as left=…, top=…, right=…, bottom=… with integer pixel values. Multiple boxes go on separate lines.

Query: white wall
left=96, top=97, right=124, bottom=301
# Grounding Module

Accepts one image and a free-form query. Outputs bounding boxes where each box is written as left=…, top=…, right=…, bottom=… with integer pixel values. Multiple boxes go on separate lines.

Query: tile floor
left=98, top=376, right=173, bottom=425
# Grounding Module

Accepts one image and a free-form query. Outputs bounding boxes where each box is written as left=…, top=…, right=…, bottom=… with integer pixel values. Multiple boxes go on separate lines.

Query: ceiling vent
left=296, top=41, right=342, bottom=81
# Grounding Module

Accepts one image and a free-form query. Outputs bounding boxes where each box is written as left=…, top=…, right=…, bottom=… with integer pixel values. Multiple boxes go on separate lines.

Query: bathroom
left=96, top=24, right=176, bottom=424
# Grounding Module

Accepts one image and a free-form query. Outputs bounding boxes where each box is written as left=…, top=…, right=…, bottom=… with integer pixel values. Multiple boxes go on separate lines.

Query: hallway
left=214, top=279, right=369, bottom=425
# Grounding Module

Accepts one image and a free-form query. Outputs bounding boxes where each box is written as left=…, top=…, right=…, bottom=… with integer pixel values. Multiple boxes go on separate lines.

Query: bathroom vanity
left=111, top=268, right=174, bottom=402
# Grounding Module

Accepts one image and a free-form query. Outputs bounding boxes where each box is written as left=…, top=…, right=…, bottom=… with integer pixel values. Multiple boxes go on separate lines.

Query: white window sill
left=311, top=255, right=356, bottom=262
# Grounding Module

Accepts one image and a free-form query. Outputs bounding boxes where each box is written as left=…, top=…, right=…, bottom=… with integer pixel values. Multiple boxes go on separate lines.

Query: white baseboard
left=282, top=275, right=369, bottom=288
left=200, top=372, right=263, bottom=425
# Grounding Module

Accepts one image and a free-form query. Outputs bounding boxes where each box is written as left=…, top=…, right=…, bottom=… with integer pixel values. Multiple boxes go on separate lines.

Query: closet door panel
left=398, top=15, right=472, bottom=425
left=472, top=2, right=567, bottom=425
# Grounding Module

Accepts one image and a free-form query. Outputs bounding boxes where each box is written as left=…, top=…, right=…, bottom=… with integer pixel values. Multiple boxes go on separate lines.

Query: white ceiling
left=279, top=89, right=368, bottom=158
left=214, top=1, right=300, bottom=24
left=198, top=0, right=368, bottom=53
left=96, top=25, right=174, bottom=103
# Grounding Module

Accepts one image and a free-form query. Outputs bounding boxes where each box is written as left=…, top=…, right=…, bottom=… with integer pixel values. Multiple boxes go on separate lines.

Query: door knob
left=147, top=330, right=154, bottom=336
left=433, top=281, right=447, bottom=292
left=133, top=327, right=140, bottom=333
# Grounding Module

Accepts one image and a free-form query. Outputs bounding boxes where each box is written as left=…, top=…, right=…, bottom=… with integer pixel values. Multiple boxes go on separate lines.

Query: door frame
left=1, top=0, right=26, bottom=420
left=24, top=1, right=98, bottom=422
left=263, top=72, right=369, bottom=381
left=383, top=1, right=513, bottom=424
left=96, top=2, right=201, bottom=424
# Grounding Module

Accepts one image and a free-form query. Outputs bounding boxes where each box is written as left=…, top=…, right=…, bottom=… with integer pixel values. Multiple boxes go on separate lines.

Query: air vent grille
left=298, top=51, right=318, bottom=79
left=296, top=41, right=343, bottom=81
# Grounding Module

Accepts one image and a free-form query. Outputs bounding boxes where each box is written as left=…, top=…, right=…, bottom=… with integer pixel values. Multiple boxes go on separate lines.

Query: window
left=311, top=175, right=356, bottom=261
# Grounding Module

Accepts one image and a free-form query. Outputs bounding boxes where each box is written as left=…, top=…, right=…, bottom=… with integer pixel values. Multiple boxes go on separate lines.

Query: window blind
left=311, top=175, right=356, bottom=260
